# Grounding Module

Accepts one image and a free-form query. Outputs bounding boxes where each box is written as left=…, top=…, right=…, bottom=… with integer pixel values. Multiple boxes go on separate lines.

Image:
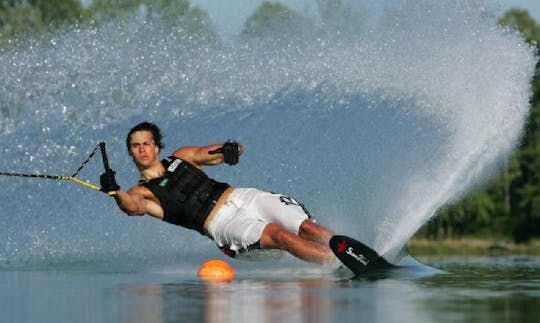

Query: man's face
left=129, top=130, right=160, bottom=168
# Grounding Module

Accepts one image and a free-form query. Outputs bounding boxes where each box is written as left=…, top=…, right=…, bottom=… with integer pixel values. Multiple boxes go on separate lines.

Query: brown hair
left=126, top=121, right=164, bottom=151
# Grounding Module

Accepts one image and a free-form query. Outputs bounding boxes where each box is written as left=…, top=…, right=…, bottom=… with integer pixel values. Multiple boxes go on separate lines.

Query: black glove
left=100, top=169, right=120, bottom=193
left=222, top=141, right=239, bottom=165
left=209, top=141, right=240, bottom=165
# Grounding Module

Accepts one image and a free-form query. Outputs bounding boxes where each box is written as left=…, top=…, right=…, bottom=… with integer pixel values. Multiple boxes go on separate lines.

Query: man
left=100, top=121, right=337, bottom=265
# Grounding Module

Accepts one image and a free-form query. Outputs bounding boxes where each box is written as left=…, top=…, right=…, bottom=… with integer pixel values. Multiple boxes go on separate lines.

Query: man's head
left=126, top=122, right=164, bottom=168
left=126, top=122, right=164, bottom=152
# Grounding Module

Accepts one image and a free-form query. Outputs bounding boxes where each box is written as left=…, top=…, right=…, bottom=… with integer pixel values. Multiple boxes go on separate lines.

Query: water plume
left=0, top=1, right=535, bottom=268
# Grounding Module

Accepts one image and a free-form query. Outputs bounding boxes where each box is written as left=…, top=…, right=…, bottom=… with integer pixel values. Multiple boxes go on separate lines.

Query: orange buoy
left=197, top=259, right=234, bottom=282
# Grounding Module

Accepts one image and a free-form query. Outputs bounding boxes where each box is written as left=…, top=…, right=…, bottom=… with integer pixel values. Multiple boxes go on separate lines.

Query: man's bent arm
left=173, top=143, right=244, bottom=168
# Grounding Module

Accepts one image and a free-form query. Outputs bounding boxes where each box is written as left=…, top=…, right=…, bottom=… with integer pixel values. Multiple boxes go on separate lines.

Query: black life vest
left=139, top=156, right=230, bottom=234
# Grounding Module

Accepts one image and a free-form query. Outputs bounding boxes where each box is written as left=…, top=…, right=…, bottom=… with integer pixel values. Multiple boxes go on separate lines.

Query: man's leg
left=259, top=223, right=335, bottom=264
left=298, top=220, right=334, bottom=246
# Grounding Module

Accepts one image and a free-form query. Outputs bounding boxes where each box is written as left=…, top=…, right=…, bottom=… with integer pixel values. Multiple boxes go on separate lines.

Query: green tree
left=241, top=1, right=313, bottom=40
left=499, top=9, right=540, bottom=44
left=144, top=0, right=216, bottom=41
left=425, top=189, right=486, bottom=239
left=0, top=0, right=218, bottom=51
left=499, top=9, right=540, bottom=242
left=0, top=2, right=43, bottom=47
left=88, top=0, right=144, bottom=22
left=316, top=0, right=363, bottom=34
left=0, top=0, right=88, bottom=48
left=29, top=0, right=86, bottom=28
left=420, top=9, right=540, bottom=243
left=500, top=9, right=540, bottom=105
left=89, top=0, right=217, bottom=41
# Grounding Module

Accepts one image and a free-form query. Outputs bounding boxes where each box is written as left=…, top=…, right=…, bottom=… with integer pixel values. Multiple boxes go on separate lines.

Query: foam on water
left=0, top=1, right=536, bottom=268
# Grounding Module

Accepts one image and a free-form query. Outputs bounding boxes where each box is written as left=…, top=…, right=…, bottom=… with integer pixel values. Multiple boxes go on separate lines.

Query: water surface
left=2, top=256, right=539, bottom=323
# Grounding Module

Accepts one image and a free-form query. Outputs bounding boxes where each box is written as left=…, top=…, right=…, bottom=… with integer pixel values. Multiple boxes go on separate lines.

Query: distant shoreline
left=407, top=238, right=540, bottom=256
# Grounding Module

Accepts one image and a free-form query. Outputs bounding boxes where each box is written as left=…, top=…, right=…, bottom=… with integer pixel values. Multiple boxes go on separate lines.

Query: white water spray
left=0, top=1, right=536, bottom=268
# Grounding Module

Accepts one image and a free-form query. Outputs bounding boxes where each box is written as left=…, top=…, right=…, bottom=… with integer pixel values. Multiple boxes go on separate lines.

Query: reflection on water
left=414, top=256, right=540, bottom=323
left=121, top=277, right=335, bottom=323
left=114, top=257, right=540, bottom=323
left=2, top=257, right=539, bottom=323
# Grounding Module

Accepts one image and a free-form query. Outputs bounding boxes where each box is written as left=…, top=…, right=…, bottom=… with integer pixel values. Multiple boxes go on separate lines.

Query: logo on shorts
left=279, top=195, right=300, bottom=206
left=278, top=195, right=313, bottom=218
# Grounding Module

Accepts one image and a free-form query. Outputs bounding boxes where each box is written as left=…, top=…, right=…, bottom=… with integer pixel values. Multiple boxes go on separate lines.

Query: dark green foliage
left=425, top=9, right=540, bottom=243
left=241, top=1, right=314, bottom=40
left=0, top=0, right=217, bottom=43
left=28, top=0, right=85, bottom=27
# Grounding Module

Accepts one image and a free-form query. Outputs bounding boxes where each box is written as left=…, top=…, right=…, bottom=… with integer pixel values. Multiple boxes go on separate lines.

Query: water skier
left=100, top=121, right=338, bottom=265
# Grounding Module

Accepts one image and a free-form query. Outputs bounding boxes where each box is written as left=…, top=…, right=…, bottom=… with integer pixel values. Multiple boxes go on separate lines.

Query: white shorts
left=207, top=188, right=312, bottom=259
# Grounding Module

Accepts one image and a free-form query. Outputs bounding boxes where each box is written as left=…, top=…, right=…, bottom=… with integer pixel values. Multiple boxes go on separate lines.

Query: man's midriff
left=203, top=186, right=235, bottom=236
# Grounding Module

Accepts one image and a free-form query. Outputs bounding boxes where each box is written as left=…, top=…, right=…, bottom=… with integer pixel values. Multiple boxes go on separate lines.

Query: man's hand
left=100, top=169, right=120, bottom=193
left=209, top=141, right=240, bottom=165
left=222, top=141, right=239, bottom=165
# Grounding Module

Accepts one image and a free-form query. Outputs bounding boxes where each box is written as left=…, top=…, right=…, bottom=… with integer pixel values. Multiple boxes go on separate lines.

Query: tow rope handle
left=99, top=142, right=112, bottom=172
left=99, top=142, right=118, bottom=196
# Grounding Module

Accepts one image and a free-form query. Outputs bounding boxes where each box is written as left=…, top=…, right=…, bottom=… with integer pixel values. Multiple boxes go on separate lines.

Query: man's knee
left=299, top=219, right=333, bottom=244
left=299, top=219, right=315, bottom=233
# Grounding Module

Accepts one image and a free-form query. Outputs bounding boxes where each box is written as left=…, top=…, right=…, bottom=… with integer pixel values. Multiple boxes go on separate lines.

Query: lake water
left=2, top=255, right=539, bottom=323
left=1, top=2, right=538, bottom=322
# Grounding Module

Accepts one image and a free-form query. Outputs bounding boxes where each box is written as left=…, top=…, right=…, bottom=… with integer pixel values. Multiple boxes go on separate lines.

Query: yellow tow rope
left=0, top=142, right=117, bottom=196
